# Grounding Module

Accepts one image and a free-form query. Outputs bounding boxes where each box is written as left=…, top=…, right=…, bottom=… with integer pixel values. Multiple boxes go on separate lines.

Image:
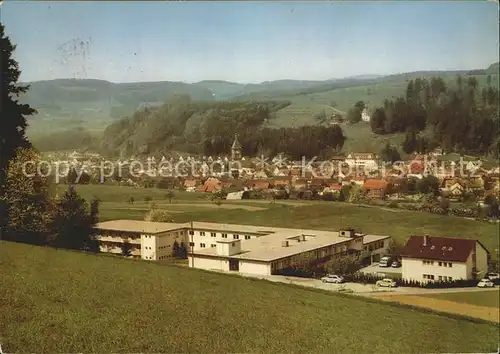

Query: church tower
left=231, top=133, right=242, bottom=161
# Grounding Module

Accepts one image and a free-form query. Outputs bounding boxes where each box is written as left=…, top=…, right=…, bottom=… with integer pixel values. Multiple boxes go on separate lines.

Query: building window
left=222, top=233, right=228, bottom=238
left=189, top=231, right=194, bottom=235
left=211, top=244, right=216, bottom=248
left=189, top=242, right=194, bottom=247
left=180, top=231, right=184, bottom=236
left=423, top=274, right=435, bottom=280
left=200, top=231, right=206, bottom=236
left=233, top=234, right=239, bottom=240
left=448, top=263, right=452, bottom=267
left=211, top=232, right=216, bottom=237
left=423, top=260, right=434, bottom=266
left=447, top=276, right=452, bottom=281
left=245, top=235, right=251, bottom=240
left=200, top=243, right=206, bottom=248
left=438, top=276, right=442, bottom=281
left=438, top=262, right=442, bottom=266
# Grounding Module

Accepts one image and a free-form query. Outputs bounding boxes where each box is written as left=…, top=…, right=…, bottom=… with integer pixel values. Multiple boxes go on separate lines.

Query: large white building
left=95, top=220, right=392, bottom=275
left=189, top=227, right=391, bottom=276
left=345, top=153, right=380, bottom=172
left=401, top=235, right=489, bottom=283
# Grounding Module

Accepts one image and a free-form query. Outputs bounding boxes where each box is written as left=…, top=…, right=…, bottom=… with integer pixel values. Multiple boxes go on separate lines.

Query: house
left=447, top=181, right=466, bottom=200
left=199, top=177, right=222, bottom=193
left=292, top=178, right=308, bottom=190
left=253, top=170, right=273, bottom=179
left=245, top=179, right=270, bottom=190
left=363, top=179, right=388, bottom=199
left=361, top=109, right=371, bottom=122
left=345, top=153, right=379, bottom=171
left=401, top=235, right=489, bottom=283
left=183, top=178, right=201, bottom=190
left=272, top=176, right=292, bottom=188
left=226, top=191, right=250, bottom=200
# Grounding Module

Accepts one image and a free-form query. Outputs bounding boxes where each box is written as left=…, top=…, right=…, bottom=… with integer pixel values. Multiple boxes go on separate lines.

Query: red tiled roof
left=401, top=235, right=488, bottom=262
left=184, top=179, right=199, bottom=188
left=363, top=179, right=388, bottom=190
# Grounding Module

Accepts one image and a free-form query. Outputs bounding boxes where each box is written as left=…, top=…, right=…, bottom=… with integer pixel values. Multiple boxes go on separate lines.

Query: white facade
left=402, top=241, right=489, bottom=283
left=361, top=109, right=371, bottom=122
left=402, top=258, right=467, bottom=283
left=345, top=153, right=379, bottom=171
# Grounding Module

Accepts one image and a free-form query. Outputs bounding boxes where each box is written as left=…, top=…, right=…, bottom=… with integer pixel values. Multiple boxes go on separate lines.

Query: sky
left=2, top=1, right=499, bottom=83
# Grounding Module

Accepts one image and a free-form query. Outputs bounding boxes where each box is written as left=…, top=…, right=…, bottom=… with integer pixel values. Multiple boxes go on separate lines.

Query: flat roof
left=96, top=220, right=187, bottom=234
left=193, top=229, right=361, bottom=262
left=97, top=219, right=391, bottom=260
left=363, top=234, right=391, bottom=244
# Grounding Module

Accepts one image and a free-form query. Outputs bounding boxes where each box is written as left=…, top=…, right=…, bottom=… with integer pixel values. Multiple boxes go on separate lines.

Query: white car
left=486, top=272, right=500, bottom=281
left=321, top=274, right=344, bottom=284
left=477, top=279, right=495, bottom=288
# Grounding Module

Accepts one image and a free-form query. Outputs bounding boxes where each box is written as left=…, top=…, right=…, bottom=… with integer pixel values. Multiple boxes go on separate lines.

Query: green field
left=56, top=184, right=500, bottom=256
left=419, top=290, right=500, bottom=308
left=1, top=241, right=498, bottom=353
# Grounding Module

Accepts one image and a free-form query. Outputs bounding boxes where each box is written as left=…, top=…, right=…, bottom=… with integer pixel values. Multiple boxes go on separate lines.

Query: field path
left=168, top=203, right=266, bottom=211
left=371, top=294, right=499, bottom=323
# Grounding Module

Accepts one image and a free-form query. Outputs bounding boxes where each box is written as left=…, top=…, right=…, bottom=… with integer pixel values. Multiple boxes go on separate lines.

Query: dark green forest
left=100, top=97, right=346, bottom=159
left=370, top=75, right=499, bottom=156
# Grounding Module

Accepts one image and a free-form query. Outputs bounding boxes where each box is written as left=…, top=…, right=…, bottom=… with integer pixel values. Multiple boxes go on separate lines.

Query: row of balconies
left=98, top=235, right=142, bottom=245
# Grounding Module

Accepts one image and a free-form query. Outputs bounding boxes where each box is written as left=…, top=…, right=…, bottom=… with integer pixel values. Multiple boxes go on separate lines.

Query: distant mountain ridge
left=21, top=62, right=499, bottom=123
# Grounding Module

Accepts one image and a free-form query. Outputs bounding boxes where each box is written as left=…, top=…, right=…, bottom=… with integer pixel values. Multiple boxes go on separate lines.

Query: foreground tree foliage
left=0, top=24, right=37, bottom=236
left=49, top=185, right=100, bottom=251
left=1, top=148, right=53, bottom=245
left=0, top=23, right=99, bottom=250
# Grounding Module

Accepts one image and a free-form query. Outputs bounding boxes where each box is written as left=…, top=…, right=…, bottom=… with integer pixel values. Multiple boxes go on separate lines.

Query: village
left=46, top=133, right=500, bottom=221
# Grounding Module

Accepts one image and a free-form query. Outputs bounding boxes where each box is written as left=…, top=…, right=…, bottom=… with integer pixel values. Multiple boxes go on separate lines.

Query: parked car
left=391, top=261, right=401, bottom=268
left=376, top=278, right=397, bottom=288
left=321, top=274, right=344, bottom=283
left=378, top=256, right=393, bottom=268
left=486, top=272, right=500, bottom=281
left=477, top=279, right=495, bottom=288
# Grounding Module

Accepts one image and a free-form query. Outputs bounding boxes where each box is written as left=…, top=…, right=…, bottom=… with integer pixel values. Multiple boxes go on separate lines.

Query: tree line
left=0, top=24, right=99, bottom=251
left=101, top=97, right=347, bottom=159
left=369, top=75, right=499, bottom=156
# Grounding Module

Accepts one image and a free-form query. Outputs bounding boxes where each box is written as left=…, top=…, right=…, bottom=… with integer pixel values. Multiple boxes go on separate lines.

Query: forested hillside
left=20, top=79, right=216, bottom=121
left=100, top=97, right=345, bottom=159
left=369, top=74, right=499, bottom=157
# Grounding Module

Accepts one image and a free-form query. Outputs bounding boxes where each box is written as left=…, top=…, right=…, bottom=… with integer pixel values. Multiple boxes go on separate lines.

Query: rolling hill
left=23, top=62, right=499, bottom=154
left=1, top=241, right=498, bottom=353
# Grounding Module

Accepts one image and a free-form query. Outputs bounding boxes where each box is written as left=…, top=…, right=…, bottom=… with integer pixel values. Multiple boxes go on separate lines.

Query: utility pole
left=190, top=221, right=194, bottom=268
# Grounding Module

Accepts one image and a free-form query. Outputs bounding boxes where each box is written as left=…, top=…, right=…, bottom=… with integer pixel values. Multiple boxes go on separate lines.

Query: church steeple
left=231, top=133, right=242, bottom=160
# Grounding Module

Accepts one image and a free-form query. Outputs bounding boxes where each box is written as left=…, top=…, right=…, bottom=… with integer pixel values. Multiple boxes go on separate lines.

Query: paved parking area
left=235, top=272, right=498, bottom=296
left=358, top=264, right=402, bottom=277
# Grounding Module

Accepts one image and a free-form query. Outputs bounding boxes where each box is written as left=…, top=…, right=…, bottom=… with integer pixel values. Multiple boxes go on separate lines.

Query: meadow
left=418, top=290, right=500, bottom=308
left=1, top=241, right=498, bottom=353
left=57, top=184, right=500, bottom=256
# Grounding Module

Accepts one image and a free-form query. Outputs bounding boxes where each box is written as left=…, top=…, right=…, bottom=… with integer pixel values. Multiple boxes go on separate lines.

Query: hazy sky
left=2, top=1, right=499, bottom=83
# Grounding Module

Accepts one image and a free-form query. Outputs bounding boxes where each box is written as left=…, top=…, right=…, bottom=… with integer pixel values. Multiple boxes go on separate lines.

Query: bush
left=388, top=201, right=399, bottom=208
left=144, top=196, right=153, bottom=202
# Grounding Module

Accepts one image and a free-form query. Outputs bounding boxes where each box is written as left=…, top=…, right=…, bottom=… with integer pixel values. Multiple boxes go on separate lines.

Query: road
left=236, top=272, right=498, bottom=296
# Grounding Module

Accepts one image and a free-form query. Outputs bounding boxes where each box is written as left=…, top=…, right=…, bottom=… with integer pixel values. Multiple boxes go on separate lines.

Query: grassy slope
left=58, top=184, right=499, bottom=255
left=418, top=290, right=500, bottom=308
left=1, top=241, right=498, bottom=353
